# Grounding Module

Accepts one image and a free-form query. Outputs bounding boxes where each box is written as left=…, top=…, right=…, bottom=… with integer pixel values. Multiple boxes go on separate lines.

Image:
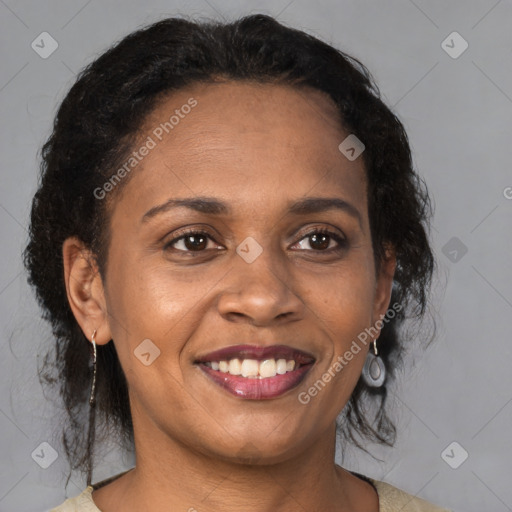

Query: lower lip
left=198, top=364, right=314, bottom=400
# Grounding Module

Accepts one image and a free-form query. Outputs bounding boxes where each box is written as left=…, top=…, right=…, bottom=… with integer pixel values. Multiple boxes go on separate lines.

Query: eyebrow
left=142, top=196, right=363, bottom=227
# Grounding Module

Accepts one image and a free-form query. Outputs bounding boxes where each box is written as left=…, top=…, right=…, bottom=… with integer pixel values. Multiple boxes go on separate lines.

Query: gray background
left=1, top=1, right=511, bottom=511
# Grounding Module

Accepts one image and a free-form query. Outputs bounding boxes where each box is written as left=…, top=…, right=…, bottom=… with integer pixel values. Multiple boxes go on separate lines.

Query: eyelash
left=163, top=227, right=348, bottom=255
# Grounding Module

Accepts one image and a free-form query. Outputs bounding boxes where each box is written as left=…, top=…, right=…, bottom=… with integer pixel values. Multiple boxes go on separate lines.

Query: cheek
left=102, top=255, right=183, bottom=374
left=103, top=258, right=196, bottom=422
left=105, top=252, right=192, bottom=335
left=104, top=253, right=227, bottom=378
left=304, top=260, right=376, bottom=405
left=310, top=263, right=376, bottom=337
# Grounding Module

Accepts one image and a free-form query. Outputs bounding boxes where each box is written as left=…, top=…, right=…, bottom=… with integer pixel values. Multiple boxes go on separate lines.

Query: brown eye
left=164, top=229, right=219, bottom=252
left=179, top=233, right=208, bottom=251
left=308, top=232, right=331, bottom=250
left=293, top=229, right=347, bottom=252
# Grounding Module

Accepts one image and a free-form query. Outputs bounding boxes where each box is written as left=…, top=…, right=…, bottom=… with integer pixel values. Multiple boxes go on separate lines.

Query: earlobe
left=62, top=236, right=112, bottom=345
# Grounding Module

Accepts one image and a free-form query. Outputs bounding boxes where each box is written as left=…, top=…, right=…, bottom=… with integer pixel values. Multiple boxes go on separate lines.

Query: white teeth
left=206, top=358, right=299, bottom=378
left=241, top=359, right=259, bottom=377
left=276, top=359, right=287, bottom=375
left=259, top=359, right=277, bottom=378
left=228, top=358, right=242, bottom=375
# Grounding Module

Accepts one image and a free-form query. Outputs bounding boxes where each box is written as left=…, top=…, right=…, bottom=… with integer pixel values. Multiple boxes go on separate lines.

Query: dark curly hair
left=23, top=13, right=435, bottom=488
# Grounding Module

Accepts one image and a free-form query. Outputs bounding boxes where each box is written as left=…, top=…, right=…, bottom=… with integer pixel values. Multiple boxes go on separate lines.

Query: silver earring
left=86, top=329, right=98, bottom=487
left=361, top=339, right=386, bottom=388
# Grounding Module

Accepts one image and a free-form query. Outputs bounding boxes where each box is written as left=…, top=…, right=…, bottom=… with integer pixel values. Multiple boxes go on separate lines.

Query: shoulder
left=50, top=469, right=134, bottom=511
left=49, top=471, right=452, bottom=512
left=367, top=477, right=452, bottom=512
left=49, top=486, right=99, bottom=512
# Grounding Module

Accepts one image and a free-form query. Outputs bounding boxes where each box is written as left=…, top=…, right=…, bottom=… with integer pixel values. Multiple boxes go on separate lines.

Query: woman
left=24, top=13, right=450, bottom=512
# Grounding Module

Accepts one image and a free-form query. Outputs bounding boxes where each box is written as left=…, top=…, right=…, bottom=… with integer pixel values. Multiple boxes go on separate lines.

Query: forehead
left=148, top=79, right=342, bottom=128
left=111, top=81, right=367, bottom=218
left=141, top=81, right=351, bottom=164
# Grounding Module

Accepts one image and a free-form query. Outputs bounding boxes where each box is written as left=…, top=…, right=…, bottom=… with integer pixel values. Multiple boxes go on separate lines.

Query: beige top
left=50, top=469, right=451, bottom=511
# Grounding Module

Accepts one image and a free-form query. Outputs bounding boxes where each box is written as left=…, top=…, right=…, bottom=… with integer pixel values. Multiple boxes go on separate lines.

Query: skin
left=63, top=81, right=396, bottom=512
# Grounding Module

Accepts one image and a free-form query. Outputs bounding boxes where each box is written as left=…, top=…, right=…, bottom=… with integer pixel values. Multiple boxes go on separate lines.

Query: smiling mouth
left=195, top=344, right=315, bottom=400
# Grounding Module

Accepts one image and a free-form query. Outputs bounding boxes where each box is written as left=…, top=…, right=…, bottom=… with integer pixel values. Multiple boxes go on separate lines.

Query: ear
left=372, top=243, right=397, bottom=330
left=62, top=236, right=112, bottom=345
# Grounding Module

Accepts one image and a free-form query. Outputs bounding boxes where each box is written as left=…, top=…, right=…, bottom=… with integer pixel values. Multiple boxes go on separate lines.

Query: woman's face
left=96, top=81, right=395, bottom=463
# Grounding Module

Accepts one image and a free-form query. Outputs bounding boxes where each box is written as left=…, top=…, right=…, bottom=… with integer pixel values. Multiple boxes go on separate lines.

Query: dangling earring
left=86, top=329, right=98, bottom=487
left=361, top=339, right=386, bottom=388
left=89, top=330, right=97, bottom=407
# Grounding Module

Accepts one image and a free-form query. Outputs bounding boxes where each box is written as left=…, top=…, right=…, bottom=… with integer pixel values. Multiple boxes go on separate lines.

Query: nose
left=216, top=248, right=304, bottom=327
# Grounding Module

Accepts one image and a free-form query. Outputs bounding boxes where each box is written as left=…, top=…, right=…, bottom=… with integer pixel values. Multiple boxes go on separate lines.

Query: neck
left=92, top=418, right=376, bottom=512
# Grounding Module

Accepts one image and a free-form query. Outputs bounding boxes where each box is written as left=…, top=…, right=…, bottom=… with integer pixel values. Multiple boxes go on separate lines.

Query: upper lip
left=195, top=344, right=316, bottom=364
